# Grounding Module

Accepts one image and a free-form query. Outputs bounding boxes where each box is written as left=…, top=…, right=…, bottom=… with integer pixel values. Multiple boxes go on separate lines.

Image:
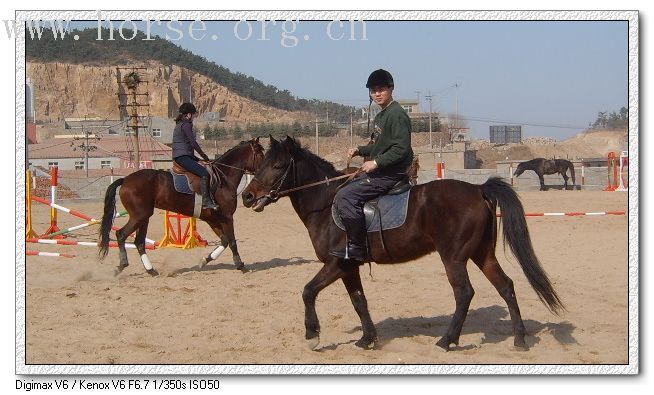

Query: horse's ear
left=255, top=136, right=260, bottom=144
left=269, top=134, right=278, bottom=147
left=282, top=135, right=296, bottom=154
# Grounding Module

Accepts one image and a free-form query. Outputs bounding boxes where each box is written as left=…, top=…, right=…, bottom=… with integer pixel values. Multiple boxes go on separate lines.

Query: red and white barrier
left=30, top=195, right=156, bottom=246
left=27, top=238, right=156, bottom=250
left=497, top=211, right=625, bottom=217
left=26, top=250, right=75, bottom=258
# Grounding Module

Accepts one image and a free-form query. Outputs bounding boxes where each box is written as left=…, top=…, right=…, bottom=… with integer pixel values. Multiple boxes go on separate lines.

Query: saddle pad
left=332, top=189, right=411, bottom=232
left=170, top=171, right=194, bottom=195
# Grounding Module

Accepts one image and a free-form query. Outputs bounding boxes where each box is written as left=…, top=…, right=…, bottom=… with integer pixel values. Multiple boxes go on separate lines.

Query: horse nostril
left=243, top=192, right=253, bottom=204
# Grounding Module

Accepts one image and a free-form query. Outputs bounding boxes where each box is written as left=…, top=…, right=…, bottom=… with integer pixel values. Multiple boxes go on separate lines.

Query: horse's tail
left=481, top=177, right=565, bottom=315
left=568, top=162, right=576, bottom=187
left=99, top=178, right=124, bottom=259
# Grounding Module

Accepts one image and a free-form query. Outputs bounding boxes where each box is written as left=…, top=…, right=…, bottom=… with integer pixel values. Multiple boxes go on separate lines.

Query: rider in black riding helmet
left=172, top=102, right=219, bottom=210
left=331, top=69, right=413, bottom=262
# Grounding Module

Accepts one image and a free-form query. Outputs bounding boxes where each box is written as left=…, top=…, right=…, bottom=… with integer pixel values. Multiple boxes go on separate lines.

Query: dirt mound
left=473, top=129, right=627, bottom=168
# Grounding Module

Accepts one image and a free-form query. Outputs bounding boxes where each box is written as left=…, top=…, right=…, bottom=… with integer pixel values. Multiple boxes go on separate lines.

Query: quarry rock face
left=27, top=61, right=312, bottom=124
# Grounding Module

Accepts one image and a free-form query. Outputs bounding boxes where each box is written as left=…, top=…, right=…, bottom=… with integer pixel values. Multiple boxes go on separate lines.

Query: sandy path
left=24, top=190, right=628, bottom=365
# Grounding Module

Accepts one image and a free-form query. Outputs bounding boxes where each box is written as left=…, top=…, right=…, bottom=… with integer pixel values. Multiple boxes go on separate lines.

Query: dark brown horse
left=514, top=158, right=576, bottom=191
left=242, top=136, right=564, bottom=351
left=99, top=138, right=265, bottom=276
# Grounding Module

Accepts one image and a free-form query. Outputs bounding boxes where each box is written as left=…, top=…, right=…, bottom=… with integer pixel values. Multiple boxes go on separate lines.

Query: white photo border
left=15, top=9, right=639, bottom=375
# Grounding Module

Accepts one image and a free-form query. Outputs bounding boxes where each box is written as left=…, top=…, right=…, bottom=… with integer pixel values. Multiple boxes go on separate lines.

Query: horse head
left=242, top=135, right=299, bottom=212
left=513, top=162, right=526, bottom=177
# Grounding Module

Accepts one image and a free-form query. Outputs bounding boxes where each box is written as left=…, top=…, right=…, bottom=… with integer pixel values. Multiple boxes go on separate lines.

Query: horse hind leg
left=561, top=172, right=569, bottom=190
left=135, top=218, right=158, bottom=276
left=472, top=253, right=527, bottom=350
left=436, top=258, right=475, bottom=351
left=114, top=219, right=138, bottom=275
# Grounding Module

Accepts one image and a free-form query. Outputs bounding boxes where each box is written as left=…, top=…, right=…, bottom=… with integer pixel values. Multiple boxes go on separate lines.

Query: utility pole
left=350, top=107, right=353, bottom=148
left=426, top=91, right=433, bottom=149
left=326, top=105, right=329, bottom=136
left=315, top=116, right=319, bottom=155
left=453, top=83, right=460, bottom=142
left=415, top=90, right=421, bottom=112
left=117, top=67, right=149, bottom=168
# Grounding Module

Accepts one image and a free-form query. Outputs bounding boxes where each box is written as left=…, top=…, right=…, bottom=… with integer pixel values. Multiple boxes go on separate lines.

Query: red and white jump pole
left=27, top=238, right=155, bottom=250
left=30, top=195, right=156, bottom=246
left=26, top=250, right=75, bottom=258
left=497, top=210, right=625, bottom=218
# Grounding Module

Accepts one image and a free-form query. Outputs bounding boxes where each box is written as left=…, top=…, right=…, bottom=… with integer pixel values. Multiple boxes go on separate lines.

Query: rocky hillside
left=27, top=61, right=314, bottom=124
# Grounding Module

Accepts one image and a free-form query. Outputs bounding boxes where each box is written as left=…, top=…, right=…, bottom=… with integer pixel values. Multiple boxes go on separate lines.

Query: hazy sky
left=71, top=19, right=628, bottom=140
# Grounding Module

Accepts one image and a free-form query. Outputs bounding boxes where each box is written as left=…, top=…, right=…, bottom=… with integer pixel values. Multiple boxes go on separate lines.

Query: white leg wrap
left=210, top=245, right=226, bottom=260
left=193, top=194, right=202, bottom=218
left=140, top=254, right=153, bottom=271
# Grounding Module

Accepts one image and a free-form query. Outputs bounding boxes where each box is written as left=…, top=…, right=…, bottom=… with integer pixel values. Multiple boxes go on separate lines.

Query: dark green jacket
left=358, top=101, right=413, bottom=173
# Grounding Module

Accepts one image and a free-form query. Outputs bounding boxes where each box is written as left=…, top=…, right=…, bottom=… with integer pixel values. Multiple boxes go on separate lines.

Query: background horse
left=242, top=136, right=563, bottom=351
left=513, top=158, right=576, bottom=191
left=99, top=138, right=265, bottom=276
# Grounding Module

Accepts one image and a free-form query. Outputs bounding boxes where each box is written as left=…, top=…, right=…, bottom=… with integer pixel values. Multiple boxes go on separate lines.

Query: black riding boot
left=330, top=218, right=367, bottom=262
left=201, top=175, right=219, bottom=210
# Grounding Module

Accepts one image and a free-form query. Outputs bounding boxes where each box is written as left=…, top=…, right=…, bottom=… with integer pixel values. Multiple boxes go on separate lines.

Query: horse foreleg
left=303, top=262, right=347, bottom=350
left=342, top=268, right=378, bottom=349
left=437, top=260, right=474, bottom=351
left=221, top=219, right=246, bottom=272
left=135, top=218, right=158, bottom=276
left=200, top=222, right=246, bottom=272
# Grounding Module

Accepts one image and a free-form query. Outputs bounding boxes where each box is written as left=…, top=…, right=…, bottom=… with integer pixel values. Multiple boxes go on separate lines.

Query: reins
left=256, top=157, right=363, bottom=203
left=277, top=171, right=360, bottom=198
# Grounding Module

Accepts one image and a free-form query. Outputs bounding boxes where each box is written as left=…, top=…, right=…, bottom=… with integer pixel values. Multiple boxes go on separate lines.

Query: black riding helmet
left=179, top=102, right=197, bottom=115
left=366, top=69, right=394, bottom=88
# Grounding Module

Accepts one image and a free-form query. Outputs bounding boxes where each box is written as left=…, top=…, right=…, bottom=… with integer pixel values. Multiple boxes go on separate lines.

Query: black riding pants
left=334, top=171, right=406, bottom=223
left=175, top=155, right=209, bottom=178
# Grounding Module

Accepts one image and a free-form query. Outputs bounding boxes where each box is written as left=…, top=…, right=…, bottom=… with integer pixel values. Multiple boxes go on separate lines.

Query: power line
left=462, top=115, right=588, bottom=130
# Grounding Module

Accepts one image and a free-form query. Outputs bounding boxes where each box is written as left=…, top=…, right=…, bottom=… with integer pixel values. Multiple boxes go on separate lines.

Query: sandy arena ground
left=23, top=189, right=629, bottom=365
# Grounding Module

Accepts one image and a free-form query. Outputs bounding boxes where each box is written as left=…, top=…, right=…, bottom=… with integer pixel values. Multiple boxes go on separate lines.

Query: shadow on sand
left=316, top=305, right=577, bottom=351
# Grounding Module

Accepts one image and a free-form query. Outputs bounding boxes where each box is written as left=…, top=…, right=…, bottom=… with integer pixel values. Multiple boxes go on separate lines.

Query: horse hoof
left=146, top=269, right=159, bottom=277
left=355, top=337, right=378, bottom=350
left=114, top=265, right=128, bottom=276
left=238, top=265, right=250, bottom=273
left=198, top=258, right=208, bottom=269
left=307, top=336, right=320, bottom=351
left=436, top=337, right=451, bottom=351
left=514, top=339, right=529, bottom=351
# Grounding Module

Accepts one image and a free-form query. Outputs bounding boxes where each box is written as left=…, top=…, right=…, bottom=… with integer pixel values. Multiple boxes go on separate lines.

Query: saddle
left=332, top=175, right=412, bottom=233
left=170, top=161, right=221, bottom=196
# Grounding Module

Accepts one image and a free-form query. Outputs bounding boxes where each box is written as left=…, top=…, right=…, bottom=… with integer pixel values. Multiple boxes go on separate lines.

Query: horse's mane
left=215, top=140, right=251, bottom=163
left=291, top=141, right=342, bottom=178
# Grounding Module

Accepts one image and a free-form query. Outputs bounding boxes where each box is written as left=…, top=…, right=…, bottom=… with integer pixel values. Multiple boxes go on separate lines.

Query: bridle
left=252, top=155, right=360, bottom=203
left=253, top=157, right=296, bottom=203
left=214, top=142, right=261, bottom=175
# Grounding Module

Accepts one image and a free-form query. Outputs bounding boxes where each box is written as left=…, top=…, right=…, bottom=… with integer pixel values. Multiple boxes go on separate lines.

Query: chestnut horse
left=99, top=138, right=265, bottom=275
left=242, top=136, right=563, bottom=351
